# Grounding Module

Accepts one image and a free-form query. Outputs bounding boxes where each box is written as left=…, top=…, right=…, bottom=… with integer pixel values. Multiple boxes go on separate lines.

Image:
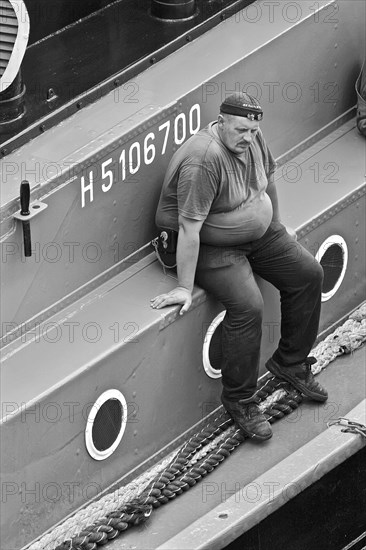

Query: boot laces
left=238, top=400, right=261, bottom=419
left=302, top=356, right=317, bottom=379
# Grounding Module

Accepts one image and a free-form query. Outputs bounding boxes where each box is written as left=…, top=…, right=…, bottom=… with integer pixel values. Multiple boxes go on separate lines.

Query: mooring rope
left=311, top=302, right=366, bottom=374
left=26, top=450, right=180, bottom=550
left=27, top=302, right=366, bottom=550
left=327, top=417, right=366, bottom=438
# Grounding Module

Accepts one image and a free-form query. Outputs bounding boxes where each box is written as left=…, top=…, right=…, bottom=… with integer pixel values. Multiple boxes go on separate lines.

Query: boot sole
left=266, top=360, right=328, bottom=402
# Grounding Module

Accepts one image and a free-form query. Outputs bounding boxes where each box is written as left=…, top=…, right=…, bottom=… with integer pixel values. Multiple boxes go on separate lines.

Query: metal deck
left=275, top=117, right=366, bottom=231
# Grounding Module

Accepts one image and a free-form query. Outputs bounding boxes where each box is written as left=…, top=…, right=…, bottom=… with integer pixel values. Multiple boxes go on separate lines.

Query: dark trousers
left=195, top=222, right=324, bottom=401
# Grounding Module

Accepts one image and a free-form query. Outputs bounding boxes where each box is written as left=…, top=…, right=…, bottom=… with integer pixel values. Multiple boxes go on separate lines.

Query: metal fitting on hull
left=151, top=0, right=196, bottom=20
left=0, top=71, right=26, bottom=125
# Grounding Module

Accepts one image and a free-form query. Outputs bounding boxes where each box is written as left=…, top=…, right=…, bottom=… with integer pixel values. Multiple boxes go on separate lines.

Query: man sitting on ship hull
left=151, top=92, right=328, bottom=441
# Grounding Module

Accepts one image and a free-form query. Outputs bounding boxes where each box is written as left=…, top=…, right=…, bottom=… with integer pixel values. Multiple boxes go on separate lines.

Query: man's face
left=217, top=114, right=259, bottom=154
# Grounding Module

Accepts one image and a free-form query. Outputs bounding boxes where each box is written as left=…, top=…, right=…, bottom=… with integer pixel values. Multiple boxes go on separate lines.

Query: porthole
left=85, top=389, right=127, bottom=461
left=202, top=311, right=226, bottom=379
left=315, top=235, right=348, bottom=302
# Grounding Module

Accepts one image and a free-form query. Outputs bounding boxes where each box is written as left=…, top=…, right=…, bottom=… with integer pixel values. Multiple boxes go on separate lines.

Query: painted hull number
left=80, top=104, right=201, bottom=207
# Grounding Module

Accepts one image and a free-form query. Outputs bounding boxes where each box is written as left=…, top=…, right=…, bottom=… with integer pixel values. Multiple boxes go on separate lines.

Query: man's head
left=217, top=92, right=263, bottom=154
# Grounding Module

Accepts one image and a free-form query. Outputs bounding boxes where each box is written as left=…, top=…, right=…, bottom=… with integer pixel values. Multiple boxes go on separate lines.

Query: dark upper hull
left=0, top=0, right=256, bottom=153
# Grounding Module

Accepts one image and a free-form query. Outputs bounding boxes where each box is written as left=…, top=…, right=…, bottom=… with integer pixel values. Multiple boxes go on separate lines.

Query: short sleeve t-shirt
left=155, top=122, right=277, bottom=245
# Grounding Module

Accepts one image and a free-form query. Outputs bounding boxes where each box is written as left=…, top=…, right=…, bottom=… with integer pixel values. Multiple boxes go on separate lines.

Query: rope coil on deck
left=27, top=303, right=366, bottom=550
left=311, top=303, right=366, bottom=373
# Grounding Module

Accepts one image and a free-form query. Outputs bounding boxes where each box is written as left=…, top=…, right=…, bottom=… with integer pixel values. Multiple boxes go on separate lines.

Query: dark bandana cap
left=220, top=92, right=263, bottom=121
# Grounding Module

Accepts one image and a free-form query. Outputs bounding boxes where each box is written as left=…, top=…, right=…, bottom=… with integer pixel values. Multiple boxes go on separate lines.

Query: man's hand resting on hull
left=150, top=286, right=192, bottom=316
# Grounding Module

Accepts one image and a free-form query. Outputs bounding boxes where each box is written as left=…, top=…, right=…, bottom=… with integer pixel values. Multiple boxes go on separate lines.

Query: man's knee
left=292, top=245, right=323, bottom=285
left=229, top=293, right=264, bottom=323
left=224, top=296, right=263, bottom=347
left=314, top=260, right=324, bottom=285
left=304, top=256, right=324, bottom=288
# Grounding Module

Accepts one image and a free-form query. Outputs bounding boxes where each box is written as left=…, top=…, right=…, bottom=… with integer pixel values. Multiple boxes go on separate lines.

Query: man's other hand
left=150, top=286, right=192, bottom=315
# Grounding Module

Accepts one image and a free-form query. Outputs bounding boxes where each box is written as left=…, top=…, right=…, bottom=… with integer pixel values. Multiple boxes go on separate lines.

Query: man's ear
left=217, top=114, right=224, bottom=126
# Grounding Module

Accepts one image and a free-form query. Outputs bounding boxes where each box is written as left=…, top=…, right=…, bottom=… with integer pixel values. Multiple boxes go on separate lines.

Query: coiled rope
left=27, top=302, right=366, bottom=550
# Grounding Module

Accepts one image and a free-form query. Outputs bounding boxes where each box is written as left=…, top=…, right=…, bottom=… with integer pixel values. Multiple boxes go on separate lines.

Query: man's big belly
left=200, top=192, right=273, bottom=245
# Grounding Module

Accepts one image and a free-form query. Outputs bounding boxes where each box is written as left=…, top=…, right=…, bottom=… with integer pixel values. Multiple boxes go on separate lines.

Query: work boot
left=221, top=395, right=273, bottom=441
left=266, top=356, right=328, bottom=402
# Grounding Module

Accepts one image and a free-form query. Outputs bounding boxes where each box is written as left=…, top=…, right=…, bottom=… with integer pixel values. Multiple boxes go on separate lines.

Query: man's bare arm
left=150, top=215, right=204, bottom=315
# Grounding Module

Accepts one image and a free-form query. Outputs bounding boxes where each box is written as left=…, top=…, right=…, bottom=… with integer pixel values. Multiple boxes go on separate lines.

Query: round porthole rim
left=315, top=235, right=348, bottom=302
left=85, top=389, right=128, bottom=461
left=202, top=310, right=225, bottom=379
